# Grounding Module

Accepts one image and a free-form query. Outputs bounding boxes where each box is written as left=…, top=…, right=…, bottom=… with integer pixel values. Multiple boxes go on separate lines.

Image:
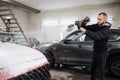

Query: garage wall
left=28, top=4, right=120, bottom=42
left=11, top=7, right=29, bottom=36
left=0, top=4, right=120, bottom=43
left=0, top=6, right=32, bottom=43
left=0, top=6, right=29, bottom=36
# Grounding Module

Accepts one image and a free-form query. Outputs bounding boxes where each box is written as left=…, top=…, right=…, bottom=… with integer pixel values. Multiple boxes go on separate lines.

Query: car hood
left=0, top=42, right=48, bottom=80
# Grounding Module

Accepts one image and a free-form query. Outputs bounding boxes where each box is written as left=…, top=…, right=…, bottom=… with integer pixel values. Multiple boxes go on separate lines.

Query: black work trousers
left=90, top=50, right=108, bottom=80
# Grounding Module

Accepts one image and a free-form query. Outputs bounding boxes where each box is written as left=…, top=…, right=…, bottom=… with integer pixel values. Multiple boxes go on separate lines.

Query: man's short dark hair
left=98, top=12, right=107, bottom=17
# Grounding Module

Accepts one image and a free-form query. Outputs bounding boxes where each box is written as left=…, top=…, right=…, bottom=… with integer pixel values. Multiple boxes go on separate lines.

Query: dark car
left=0, top=42, right=51, bottom=80
left=39, top=29, right=120, bottom=78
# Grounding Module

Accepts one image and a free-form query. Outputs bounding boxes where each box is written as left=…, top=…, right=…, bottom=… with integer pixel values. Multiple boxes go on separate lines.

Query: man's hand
left=80, top=27, right=86, bottom=33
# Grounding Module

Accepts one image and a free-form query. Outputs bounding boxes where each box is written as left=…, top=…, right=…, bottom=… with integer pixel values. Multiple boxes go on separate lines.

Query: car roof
left=110, top=29, right=120, bottom=33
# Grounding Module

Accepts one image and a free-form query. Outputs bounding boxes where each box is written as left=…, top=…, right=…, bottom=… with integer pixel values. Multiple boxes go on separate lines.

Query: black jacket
left=83, top=22, right=111, bottom=52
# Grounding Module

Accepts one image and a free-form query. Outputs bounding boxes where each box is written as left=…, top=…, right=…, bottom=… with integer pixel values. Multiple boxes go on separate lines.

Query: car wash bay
left=0, top=0, right=120, bottom=80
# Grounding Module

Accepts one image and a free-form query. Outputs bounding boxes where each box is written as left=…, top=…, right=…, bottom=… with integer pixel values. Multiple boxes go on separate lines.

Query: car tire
left=108, top=55, right=120, bottom=78
left=44, top=51, right=55, bottom=68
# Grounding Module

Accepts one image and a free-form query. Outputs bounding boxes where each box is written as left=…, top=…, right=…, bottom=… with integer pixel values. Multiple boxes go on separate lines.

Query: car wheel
left=108, top=55, right=120, bottom=78
left=44, top=51, right=55, bottom=68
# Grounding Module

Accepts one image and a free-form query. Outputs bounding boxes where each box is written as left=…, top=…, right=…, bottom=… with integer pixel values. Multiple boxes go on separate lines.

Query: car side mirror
left=62, top=39, right=72, bottom=44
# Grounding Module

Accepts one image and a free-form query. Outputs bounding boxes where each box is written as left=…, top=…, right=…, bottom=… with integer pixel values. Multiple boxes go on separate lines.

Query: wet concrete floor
left=50, top=66, right=120, bottom=80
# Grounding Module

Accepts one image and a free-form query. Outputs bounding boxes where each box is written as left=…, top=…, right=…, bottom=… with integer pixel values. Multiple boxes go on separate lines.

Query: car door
left=77, top=35, right=94, bottom=65
left=63, top=31, right=93, bottom=65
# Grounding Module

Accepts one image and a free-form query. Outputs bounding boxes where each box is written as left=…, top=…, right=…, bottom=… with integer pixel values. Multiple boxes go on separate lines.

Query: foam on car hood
left=0, top=42, right=48, bottom=80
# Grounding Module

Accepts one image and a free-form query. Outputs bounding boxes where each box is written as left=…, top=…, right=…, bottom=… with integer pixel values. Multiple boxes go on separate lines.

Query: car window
left=66, top=32, right=84, bottom=42
left=66, top=30, right=120, bottom=42
left=109, top=32, right=120, bottom=41
left=84, top=32, right=120, bottom=41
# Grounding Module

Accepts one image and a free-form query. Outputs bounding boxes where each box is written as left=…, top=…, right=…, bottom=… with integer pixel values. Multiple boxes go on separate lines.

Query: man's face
left=97, top=14, right=107, bottom=25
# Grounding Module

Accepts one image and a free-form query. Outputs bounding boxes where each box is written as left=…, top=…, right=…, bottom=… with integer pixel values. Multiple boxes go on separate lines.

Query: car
left=0, top=41, right=51, bottom=80
left=39, top=29, right=120, bottom=78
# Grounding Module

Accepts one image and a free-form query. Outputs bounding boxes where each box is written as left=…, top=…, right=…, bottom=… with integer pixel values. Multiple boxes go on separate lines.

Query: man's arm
left=80, top=26, right=110, bottom=40
left=82, top=24, right=96, bottom=31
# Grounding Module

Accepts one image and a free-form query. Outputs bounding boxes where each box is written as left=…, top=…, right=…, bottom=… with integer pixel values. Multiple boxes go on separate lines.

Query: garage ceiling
left=15, top=0, right=120, bottom=11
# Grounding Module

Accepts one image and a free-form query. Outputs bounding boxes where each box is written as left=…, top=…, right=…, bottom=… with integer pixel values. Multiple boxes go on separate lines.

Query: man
left=79, top=12, right=111, bottom=80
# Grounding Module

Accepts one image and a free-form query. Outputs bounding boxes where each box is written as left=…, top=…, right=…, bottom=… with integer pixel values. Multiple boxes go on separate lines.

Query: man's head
left=97, top=12, right=108, bottom=25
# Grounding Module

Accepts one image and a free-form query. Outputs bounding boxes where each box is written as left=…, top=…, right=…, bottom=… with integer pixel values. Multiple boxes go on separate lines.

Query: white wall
left=12, top=7, right=29, bottom=36
left=0, top=6, right=30, bottom=36
left=30, top=4, right=120, bottom=42
left=0, top=6, right=30, bottom=40
left=0, top=4, right=120, bottom=43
